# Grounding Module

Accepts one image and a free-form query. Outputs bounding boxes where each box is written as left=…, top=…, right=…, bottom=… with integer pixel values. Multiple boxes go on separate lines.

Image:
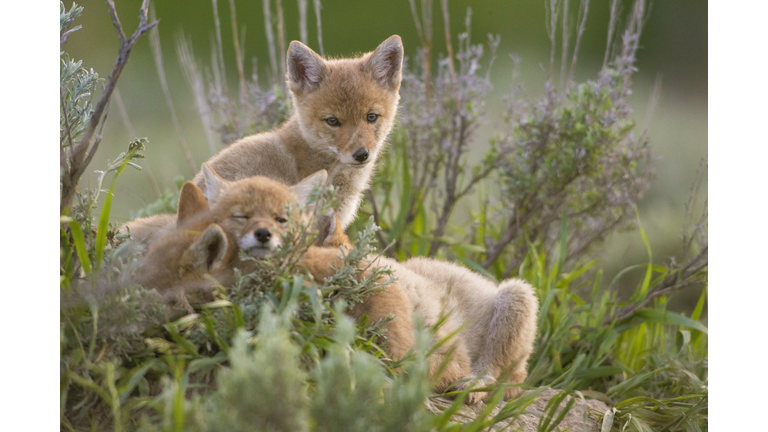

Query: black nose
left=255, top=228, right=271, bottom=243
left=352, top=148, right=369, bottom=163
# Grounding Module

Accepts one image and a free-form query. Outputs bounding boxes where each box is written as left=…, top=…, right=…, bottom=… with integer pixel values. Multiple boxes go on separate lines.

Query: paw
left=503, top=384, right=523, bottom=400
left=315, top=211, right=351, bottom=249
left=315, top=213, right=334, bottom=245
left=451, top=376, right=495, bottom=405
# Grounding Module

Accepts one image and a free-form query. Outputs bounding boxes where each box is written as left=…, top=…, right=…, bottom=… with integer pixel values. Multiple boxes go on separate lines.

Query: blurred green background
left=64, top=0, right=707, bottom=309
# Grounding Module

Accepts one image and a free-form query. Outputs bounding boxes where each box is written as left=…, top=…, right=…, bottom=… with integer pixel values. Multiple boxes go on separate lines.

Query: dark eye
left=326, top=117, right=339, bottom=126
left=366, top=113, right=378, bottom=123
left=275, top=216, right=288, bottom=223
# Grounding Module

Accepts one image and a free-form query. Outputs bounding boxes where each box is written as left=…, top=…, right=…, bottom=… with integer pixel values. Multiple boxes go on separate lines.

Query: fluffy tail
left=473, top=278, right=539, bottom=399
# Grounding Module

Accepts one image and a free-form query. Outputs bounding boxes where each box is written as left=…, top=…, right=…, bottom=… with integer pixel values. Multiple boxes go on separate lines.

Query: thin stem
left=210, top=0, right=228, bottom=94
left=312, top=0, right=324, bottom=57
left=603, top=0, right=620, bottom=68
left=366, top=189, right=390, bottom=251
left=276, top=0, right=286, bottom=87
left=149, top=5, right=197, bottom=174
left=228, top=0, right=247, bottom=102
left=559, top=0, right=570, bottom=90
left=113, top=89, right=162, bottom=197
left=60, top=88, right=75, bottom=149
left=263, top=0, right=279, bottom=82
left=546, top=0, right=560, bottom=83
left=176, top=32, right=218, bottom=156
left=298, top=0, right=308, bottom=44
left=567, top=0, right=590, bottom=84
left=441, top=0, right=456, bottom=89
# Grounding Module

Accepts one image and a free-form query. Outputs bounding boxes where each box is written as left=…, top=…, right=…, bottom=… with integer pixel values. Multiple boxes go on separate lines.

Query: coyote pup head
left=287, top=35, right=403, bottom=168
left=202, top=163, right=328, bottom=257
left=135, top=182, right=236, bottom=298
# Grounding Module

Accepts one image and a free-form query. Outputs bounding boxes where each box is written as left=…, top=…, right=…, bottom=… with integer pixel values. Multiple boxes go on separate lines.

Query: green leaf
left=165, top=324, right=200, bottom=357
left=632, top=206, right=654, bottom=302
left=614, top=396, right=667, bottom=410
left=600, top=407, right=616, bottom=432
left=387, top=141, right=412, bottom=244
left=118, top=361, right=158, bottom=404
left=69, top=220, right=91, bottom=274
left=607, top=368, right=667, bottom=397
left=691, top=286, right=707, bottom=321
left=94, top=167, right=121, bottom=272
left=188, top=351, right=228, bottom=374
left=555, top=212, right=568, bottom=282
left=573, top=366, right=623, bottom=380
left=631, top=309, right=708, bottom=335
left=457, top=256, right=498, bottom=281
left=414, top=198, right=430, bottom=256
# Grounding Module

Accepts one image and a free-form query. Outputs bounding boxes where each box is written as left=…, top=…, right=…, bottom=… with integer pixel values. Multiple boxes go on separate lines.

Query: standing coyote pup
left=123, top=35, right=404, bottom=242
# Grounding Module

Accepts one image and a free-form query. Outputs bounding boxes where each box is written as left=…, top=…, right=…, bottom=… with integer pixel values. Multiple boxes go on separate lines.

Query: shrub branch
left=60, top=0, right=157, bottom=215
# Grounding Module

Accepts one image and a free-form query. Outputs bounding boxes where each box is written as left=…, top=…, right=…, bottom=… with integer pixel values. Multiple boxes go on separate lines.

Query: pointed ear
left=287, top=41, right=328, bottom=95
left=177, top=182, right=210, bottom=227
left=201, top=163, right=230, bottom=204
left=182, top=224, right=229, bottom=273
left=365, top=35, right=404, bottom=91
left=290, top=170, right=328, bottom=207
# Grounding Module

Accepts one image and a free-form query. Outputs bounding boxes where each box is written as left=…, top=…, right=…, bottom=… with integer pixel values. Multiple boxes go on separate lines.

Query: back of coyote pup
left=204, top=167, right=538, bottom=404
left=123, top=35, right=404, bottom=242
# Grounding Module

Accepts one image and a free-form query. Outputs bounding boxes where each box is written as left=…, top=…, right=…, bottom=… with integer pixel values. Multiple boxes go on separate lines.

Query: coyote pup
left=203, top=167, right=540, bottom=404
left=136, top=168, right=416, bottom=362
left=123, top=35, right=404, bottom=242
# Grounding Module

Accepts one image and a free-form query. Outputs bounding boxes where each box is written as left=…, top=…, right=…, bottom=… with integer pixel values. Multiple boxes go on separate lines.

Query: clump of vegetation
left=60, top=0, right=706, bottom=431
left=363, top=0, right=653, bottom=279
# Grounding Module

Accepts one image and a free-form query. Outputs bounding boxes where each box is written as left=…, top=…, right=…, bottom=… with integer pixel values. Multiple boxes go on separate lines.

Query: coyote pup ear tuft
left=287, top=41, right=327, bottom=94
left=290, top=169, right=328, bottom=207
left=177, top=182, right=210, bottom=227
left=183, top=224, right=229, bottom=273
left=201, top=163, right=230, bottom=204
left=366, top=35, right=404, bottom=91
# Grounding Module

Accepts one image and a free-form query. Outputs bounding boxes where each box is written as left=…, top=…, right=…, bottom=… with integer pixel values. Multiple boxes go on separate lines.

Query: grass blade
left=68, top=220, right=91, bottom=275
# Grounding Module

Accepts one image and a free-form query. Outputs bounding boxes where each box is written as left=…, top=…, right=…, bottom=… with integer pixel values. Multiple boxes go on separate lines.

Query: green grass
left=60, top=194, right=707, bottom=430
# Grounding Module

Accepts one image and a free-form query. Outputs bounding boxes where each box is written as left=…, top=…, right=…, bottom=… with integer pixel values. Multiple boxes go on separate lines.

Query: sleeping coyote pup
left=123, top=35, right=404, bottom=243
left=201, top=166, right=540, bottom=404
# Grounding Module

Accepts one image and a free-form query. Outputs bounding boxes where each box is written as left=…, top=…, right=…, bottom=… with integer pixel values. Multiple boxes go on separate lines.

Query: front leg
left=315, top=211, right=353, bottom=250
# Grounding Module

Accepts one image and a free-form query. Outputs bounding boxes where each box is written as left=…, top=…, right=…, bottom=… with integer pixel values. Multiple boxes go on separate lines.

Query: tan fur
left=298, top=246, right=417, bottom=363
left=137, top=171, right=538, bottom=404
left=401, top=258, right=539, bottom=402
left=176, top=181, right=211, bottom=228
left=200, top=167, right=418, bottom=363
left=121, top=213, right=176, bottom=245
left=123, top=35, right=404, bottom=241
left=133, top=184, right=242, bottom=314
left=202, top=168, right=539, bottom=402
left=305, top=190, right=538, bottom=401
left=202, top=163, right=328, bottom=258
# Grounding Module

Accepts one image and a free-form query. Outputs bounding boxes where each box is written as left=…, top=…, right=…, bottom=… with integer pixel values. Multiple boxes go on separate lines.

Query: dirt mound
left=427, top=387, right=609, bottom=431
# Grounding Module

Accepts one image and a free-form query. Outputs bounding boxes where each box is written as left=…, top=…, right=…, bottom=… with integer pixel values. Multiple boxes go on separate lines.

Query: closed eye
left=232, top=213, right=248, bottom=219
